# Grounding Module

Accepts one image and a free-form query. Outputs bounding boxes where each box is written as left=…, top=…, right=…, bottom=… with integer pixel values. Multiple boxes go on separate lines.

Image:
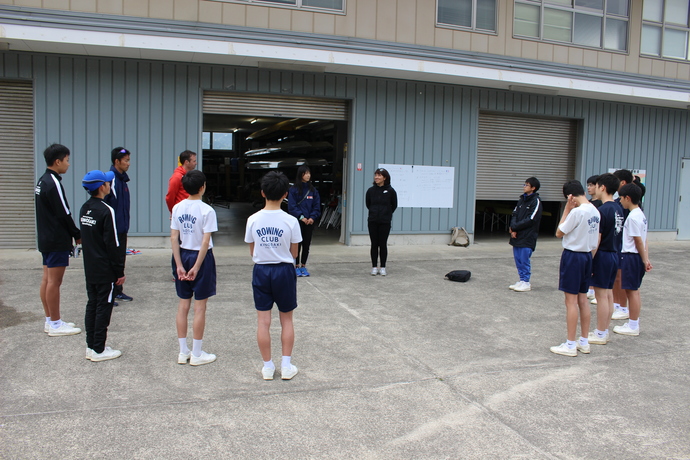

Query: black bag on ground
left=445, top=270, right=471, bottom=282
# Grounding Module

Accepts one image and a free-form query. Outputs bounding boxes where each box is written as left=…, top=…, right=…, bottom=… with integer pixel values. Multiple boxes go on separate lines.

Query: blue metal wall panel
left=1, top=51, right=688, bottom=238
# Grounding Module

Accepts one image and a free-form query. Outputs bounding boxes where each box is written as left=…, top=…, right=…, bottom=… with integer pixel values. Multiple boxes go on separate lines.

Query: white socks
left=179, top=338, right=189, bottom=354
left=281, top=356, right=291, bottom=368
left=578, top=336, right=588, bottom=346
left=264, top=360, right=275, bottom=369
left=629, top=319, right=639, bottom=329
left=192, top=339, right=202, bottom=357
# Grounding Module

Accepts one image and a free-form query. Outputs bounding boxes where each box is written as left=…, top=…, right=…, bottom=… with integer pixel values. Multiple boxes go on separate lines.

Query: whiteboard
left=379, top=164, right=455, bottom=208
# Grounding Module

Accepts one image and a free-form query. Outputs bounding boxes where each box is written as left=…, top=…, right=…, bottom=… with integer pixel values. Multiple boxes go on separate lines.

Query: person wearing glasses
left=508, top=177, right=543, bottom=292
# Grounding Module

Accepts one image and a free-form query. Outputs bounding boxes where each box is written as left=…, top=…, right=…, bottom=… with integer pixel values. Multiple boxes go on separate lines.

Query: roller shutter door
left=203, top=92, right=348, bottom=120
left=0, top=80, right=35, bottom=248
left=477, top=113, right=577, bottom=201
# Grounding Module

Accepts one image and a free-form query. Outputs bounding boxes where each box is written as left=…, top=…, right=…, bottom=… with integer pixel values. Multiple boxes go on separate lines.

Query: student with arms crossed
left=551, top=180, right=600, bottom=357
left=245, top=171, right=302, bottom=381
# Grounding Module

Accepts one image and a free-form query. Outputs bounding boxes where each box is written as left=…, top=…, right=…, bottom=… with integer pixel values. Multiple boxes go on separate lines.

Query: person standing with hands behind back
left=366, top=168, right=397, bottom=276
left=288, top=165, right=321, bottom=277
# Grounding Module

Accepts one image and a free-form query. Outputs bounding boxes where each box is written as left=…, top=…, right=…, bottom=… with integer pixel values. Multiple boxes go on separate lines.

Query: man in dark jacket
left=80, top=170, right=126, bottom=362
left=104, top=147, right=133, bottom=302
left=508, top=177, right=543, bottom=292
left=35, top=143, right=82, bottom=336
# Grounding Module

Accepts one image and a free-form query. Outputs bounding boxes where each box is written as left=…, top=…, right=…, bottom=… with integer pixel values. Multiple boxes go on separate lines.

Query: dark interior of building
left=201, top=114, right=347, bottom=244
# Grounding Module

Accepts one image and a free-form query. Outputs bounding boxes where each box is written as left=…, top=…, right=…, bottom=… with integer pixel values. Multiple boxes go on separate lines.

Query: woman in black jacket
left=365, top=168, right=397, bottom=276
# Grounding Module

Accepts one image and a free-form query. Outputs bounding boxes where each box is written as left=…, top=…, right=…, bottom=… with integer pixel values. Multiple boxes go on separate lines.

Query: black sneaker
left=115, top=293, right=133, bottom=302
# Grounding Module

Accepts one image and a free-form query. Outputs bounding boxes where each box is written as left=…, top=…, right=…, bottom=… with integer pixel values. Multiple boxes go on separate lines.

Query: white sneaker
left=48, top=322, right=82, bottom=336
left=587, top=291, right=595, bottom=299
left=550, top=342, right=577, bottom=357
left=611, top=307, right=629, bottom=320
left=45, top=321, right=75, bottom=333
left=178, top=351, right=191, bottom=364
left=262, top=366, right=275, bottom=380
left=370, top=267, right=378, bottom=276
left=90, top=347, right=122, bottom=362
left=509, top=281, right=522, bottom=290
left=379, top=268, right=387, bottom=276
left=613, top=322, right=639, bottom=336
left=587, top=332, right=608, bottom=345
left=281, top=364, right=299, bottom=380
left=513, top=281, right=531, bottom=292
left=190, top=351, right=217, bottom=366
left=86, top=348, right=94, bottom=360
left=590, top=297, right=598, bottom=305
left=576, top=342, right=591, bottom=354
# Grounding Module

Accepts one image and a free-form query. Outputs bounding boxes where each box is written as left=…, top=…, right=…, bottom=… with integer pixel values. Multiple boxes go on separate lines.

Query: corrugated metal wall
left=0, top=51, right=687, bottom=238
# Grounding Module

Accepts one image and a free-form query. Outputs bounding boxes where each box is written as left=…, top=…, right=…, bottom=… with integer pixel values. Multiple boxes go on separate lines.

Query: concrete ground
left=1, top=237, right=689, bottom=459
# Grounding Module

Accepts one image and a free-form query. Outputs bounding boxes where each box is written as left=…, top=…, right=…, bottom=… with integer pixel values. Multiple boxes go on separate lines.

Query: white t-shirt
left=559, top=202, right=600, bottom=252
left=170, top=199, right=218, bottom=250
left=245, top=209, right=302, bottom=264
left=622, top=207, right=647, bottom=253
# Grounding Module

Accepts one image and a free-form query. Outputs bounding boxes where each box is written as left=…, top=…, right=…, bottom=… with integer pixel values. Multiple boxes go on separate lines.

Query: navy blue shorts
left=172, top=249, right=216, bottom=300
left=559, top=250, right=592, bottom=295
left=621, top=252, right=645, bottom=290
left=42, top=251, right=70, bottom=268
left=591, top=250, right=619, bottom=289
left=252, top=263, right=297, bottom=313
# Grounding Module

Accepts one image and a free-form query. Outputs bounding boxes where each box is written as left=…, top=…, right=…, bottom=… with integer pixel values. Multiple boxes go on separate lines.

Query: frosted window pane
left=662, top=28, right=688, bottom=58
left=641, top=24, right=662, bottom=55
left=544, top=8, right=573, bottom=41
left=514, top=3, right=540, bottom=37
left=665, top=0, right=690, bottom=26
left=642, top=0, right=663, bottom=22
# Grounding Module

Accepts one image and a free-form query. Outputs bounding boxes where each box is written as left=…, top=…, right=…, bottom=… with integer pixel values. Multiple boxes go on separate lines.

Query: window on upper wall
left=513, top=0, right=629, bottom=52
left=641, top=0, right=690, bottom=60
left=437, top=0, right=497, bottom=32
left=207, top=0, right=344, bottom=13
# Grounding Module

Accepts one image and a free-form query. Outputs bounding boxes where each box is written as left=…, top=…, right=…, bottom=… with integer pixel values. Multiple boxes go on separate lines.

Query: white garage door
left=477, top=113, right=577, bottom=201
left=0, top=80, right=35, bottom=248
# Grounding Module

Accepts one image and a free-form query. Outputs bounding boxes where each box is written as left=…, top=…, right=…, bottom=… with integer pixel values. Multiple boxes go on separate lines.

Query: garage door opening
left=202, top=92, right=349, bottom=245
left=474, top=112, right=578, bottom=241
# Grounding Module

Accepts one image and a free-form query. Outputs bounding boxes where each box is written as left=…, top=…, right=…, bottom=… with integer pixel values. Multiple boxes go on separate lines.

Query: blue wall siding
left=1, top=51, right=687, bottom=238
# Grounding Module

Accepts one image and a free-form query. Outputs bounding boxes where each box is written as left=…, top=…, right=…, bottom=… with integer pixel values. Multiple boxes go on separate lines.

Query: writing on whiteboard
left=379, top=164, right=455, bottom=208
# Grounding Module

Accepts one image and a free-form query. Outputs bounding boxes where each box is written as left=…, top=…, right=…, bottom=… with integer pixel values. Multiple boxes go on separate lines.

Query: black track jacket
left=79, top=197, right=125, bottom=284
left=509, top=192, right=542, bottom=250
left=35, top=169, right=81, bottom=252
left=366, top=184, right=398, bottom=224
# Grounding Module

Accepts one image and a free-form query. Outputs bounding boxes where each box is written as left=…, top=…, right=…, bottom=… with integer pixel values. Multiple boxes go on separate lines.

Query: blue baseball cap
left=82, top=170, right=115, bottom=192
